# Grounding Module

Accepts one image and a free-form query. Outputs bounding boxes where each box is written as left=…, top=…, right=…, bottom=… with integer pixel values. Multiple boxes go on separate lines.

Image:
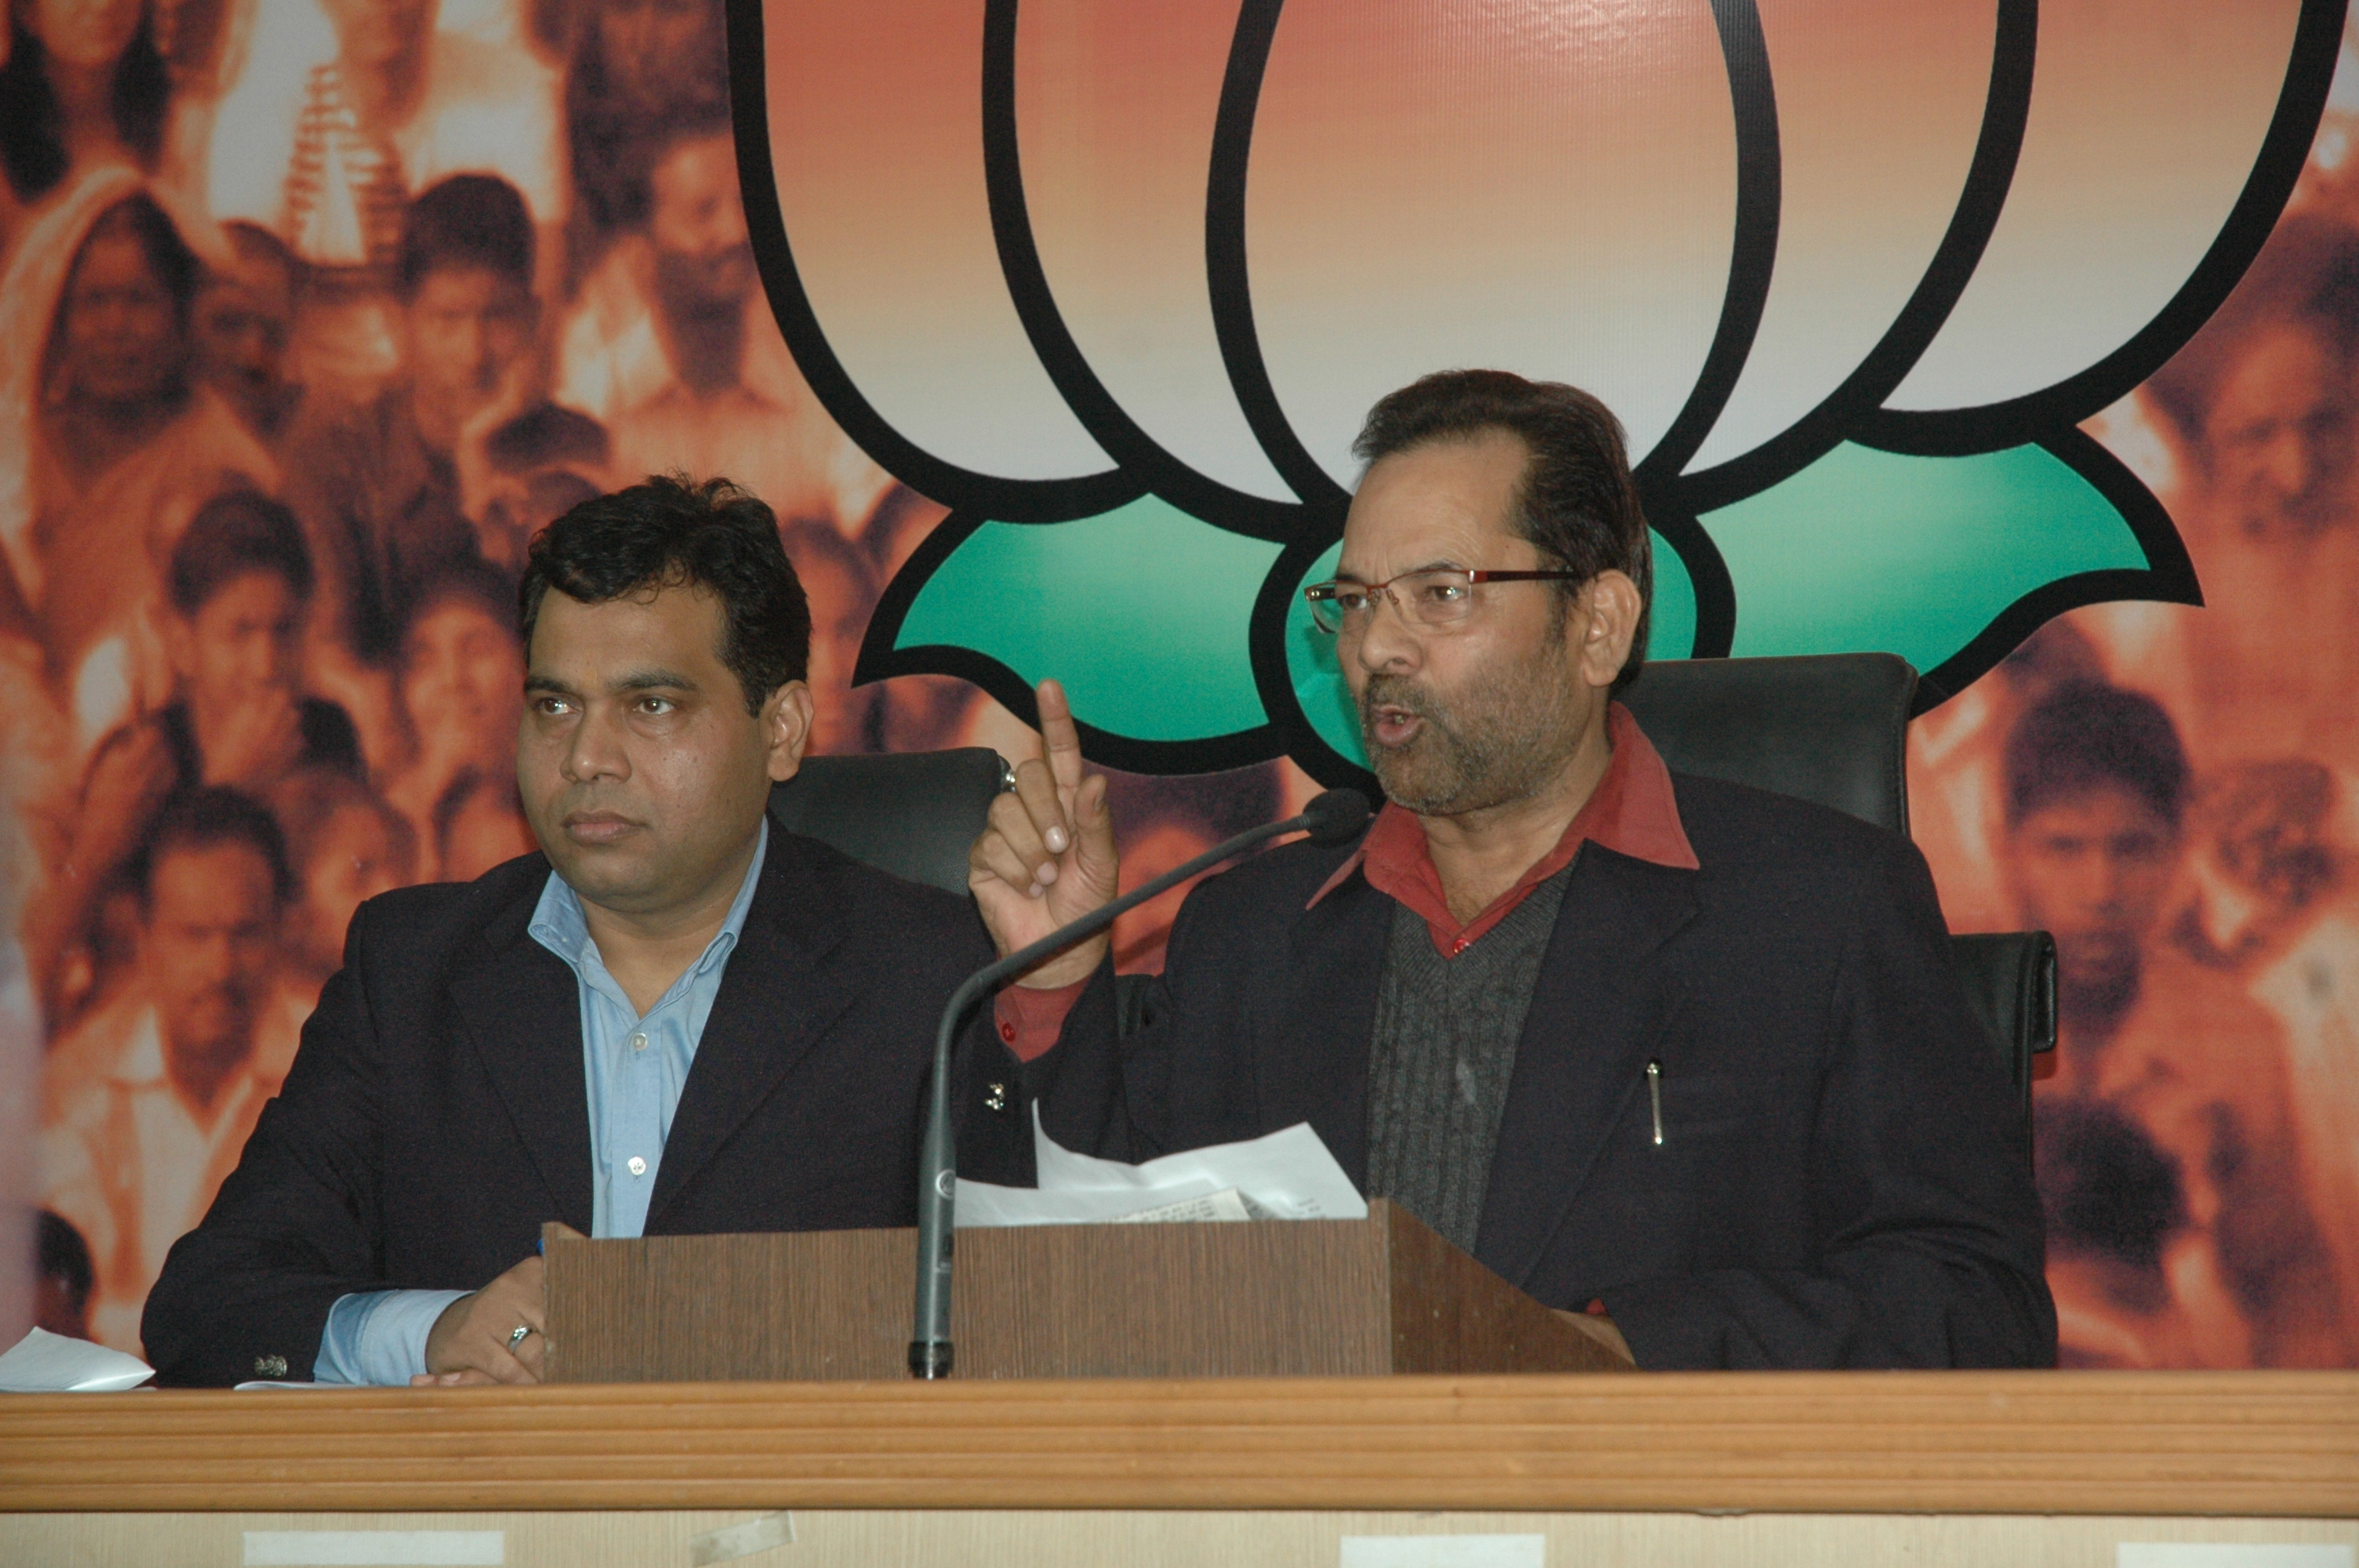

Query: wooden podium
left=541, top=1199, right=1629, bottom=1382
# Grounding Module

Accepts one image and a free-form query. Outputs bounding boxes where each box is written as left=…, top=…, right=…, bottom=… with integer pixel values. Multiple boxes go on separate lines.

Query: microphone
left=909, top=787, right=1370, bottom=1377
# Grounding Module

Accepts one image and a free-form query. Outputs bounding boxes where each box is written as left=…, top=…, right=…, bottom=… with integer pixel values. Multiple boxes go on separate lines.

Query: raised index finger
left=1034, top=678, right=1087, bottom=794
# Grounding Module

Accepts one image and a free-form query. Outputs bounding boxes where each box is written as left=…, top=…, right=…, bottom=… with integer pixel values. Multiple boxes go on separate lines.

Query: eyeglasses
left=1302, top=568, right=1581, bottom=633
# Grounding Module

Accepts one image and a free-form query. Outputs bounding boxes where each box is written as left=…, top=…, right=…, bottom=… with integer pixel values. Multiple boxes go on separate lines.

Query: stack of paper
left=0, top=1327, right=153, bottom=1392
left=957, top=1111, right=1367, bottom=1227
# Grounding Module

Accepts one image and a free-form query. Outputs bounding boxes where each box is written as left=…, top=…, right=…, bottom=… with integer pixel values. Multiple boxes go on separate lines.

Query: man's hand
left=456, top=354, right=541, bottom=524
left=414, top=1254, right=545, bottom=1385
left=969, top=679, right=1121, bottom=989
left=198, top=689, right=304, bottom=789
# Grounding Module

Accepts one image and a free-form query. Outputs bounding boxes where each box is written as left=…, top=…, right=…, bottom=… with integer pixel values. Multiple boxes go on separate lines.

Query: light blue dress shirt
left=314, top=822, right=769, bottom=1385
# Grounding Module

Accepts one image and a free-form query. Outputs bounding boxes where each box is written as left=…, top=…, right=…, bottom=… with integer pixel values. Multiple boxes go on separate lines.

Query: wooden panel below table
left=0, top=1370, right=2352, bottom=1517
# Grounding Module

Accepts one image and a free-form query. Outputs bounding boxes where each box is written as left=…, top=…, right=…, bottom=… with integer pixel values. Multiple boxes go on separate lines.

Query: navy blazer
left=1011, top=772, right=2056, bottom=1370
left=143, top=829, right=1023, bottom=1387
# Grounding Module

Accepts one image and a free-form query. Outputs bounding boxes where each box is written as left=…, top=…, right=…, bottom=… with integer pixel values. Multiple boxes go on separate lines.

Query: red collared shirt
left=1310, top=700, right=1698, bottom=957
left=997, top=702, right=1698, bottom=1061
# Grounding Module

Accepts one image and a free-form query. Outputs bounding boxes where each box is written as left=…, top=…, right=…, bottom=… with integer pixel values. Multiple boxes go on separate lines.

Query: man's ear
left=762, top=680, right=816, bottom=783
left=1573, top=570, right=1643, bottom=690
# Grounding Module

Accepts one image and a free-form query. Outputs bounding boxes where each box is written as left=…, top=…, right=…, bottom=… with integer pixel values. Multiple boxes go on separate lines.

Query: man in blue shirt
left=144, top=476, right=1020, bottom=1386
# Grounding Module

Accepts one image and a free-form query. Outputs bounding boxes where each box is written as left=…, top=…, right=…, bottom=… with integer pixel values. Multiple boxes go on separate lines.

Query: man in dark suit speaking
left=972, top=371, right=2055, bottom=1370
left=145, top=476, right=1020, bottom=1386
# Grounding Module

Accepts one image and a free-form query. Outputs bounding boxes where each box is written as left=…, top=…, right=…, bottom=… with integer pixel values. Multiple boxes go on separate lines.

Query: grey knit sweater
left=1363, top=865, right=1574, bottom=1254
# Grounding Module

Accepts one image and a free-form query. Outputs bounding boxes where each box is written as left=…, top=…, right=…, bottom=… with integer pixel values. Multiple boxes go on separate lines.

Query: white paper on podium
left=0, top=1327, right=154, bottom=1392
left=955, top=1109, right=1368, bottom=1227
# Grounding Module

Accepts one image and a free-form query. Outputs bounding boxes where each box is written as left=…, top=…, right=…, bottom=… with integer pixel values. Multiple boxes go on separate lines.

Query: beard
left=1358, top=648, right=1585, bottom=817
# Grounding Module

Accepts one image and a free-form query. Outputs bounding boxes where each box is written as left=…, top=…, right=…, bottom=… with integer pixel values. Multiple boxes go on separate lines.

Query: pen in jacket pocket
left=1646, top=1060, right=1663, bottom=1145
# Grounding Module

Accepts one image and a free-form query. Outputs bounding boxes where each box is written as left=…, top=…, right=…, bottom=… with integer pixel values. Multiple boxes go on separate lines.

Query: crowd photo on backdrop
left=0, top=0, right=2352, bottom=1376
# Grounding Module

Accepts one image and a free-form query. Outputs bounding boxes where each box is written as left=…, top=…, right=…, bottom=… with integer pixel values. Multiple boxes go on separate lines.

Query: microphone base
left=908, top=1341, right=954, bottom=1379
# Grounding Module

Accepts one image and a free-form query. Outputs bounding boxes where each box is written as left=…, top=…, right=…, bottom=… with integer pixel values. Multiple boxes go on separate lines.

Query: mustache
left=1360, top=674, right=1442, bottom=728
left=1361, top=674, right=1427, bottom=713
left=549, top=789, right=649, bottom=830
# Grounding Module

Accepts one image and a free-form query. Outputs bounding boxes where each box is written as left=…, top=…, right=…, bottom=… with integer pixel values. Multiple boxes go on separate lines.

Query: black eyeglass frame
left=1301, top=568, right=1583, bottom=633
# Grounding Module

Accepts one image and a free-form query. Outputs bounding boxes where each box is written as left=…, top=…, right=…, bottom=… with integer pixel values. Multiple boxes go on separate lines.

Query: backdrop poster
left=0, top=0, right=2353, bottom=1369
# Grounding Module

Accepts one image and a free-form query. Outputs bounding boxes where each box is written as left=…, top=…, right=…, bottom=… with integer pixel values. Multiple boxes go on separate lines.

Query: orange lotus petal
left=763, top=0, right=1110, bottom=481
left=1013, top=0, right=1294, bottom=502
left=1888, top=0, right=2309, bottom=412
left=1245, top=0, right=1738, bottom=485
left=1688, top=0, right=2001, bottom=471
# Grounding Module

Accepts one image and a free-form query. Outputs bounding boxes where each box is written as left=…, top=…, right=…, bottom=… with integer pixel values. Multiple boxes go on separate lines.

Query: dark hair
left=397, top=173, right=534, bottom=299
left=276, top=769, right=416, bottom=879
left=169, top=492, right=313, bottom=616
left=71, top=194, right=202, bottom=321
left=2004, top=681, right=2190, bottom=830
left=407, top=558, right=521, bottom=642
left=130, top=786, right=294, bottom=909
left=36, top=1210, right=94, bottom=1308
left=644, top=100, right=736, bottom=194
left=2146, top=214, right=2359, bottom=446
left=0, top=11, right=169, bottom=202
left=520, top=474, right=810, bottom=711
left=485, top=405, right=607, bottom=477
left=562, top=0, right=729, bottom=240
left=629, top=96, right=736, bottom=170
left=1351, top=369, right=1653, bottom=691
left=219, top=219, right=304, bottom=292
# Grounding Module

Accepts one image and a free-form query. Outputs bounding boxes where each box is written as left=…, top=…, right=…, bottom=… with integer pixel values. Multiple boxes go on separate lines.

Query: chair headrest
left=1618, top=653, right=1917, bottom=833
left=769, top=748, right=1010, bottom=897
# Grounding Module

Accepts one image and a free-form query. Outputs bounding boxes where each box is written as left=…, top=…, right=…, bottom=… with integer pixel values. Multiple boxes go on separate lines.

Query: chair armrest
left=1946, top=931, right=2058, bottom=1105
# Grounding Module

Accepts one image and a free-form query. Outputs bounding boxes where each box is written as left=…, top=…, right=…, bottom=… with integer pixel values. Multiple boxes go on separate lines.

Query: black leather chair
left=769, top=659, right=2056, bottom=1102
left=1619, top=652, right=1918, bottom=835
left=1625, top=654, right=2056, bottom=1101
left=769, top=748, right=1009, bottom=896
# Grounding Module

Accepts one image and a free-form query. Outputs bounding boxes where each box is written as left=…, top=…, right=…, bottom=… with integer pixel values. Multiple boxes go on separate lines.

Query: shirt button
left=998, top=1020, right=1016, bottom=1044
left=629, top=1032, right=649, bottom=1052
left=627, top=1156, right=647, bottom=1176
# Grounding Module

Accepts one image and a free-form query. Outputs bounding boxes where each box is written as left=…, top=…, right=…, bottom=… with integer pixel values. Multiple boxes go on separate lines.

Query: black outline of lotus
left=728, top=0, right=2343, bottom=786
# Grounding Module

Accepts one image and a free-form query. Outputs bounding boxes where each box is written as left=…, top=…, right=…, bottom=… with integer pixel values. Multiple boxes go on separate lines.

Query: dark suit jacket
left=144, top=829, right=1026, bottom=1387
left=1011, top=773, right=2056, bottom=1370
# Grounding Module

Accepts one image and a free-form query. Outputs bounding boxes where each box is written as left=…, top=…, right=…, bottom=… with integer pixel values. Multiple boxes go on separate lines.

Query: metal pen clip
left=1646, top=1060, right=1663, bottom=1145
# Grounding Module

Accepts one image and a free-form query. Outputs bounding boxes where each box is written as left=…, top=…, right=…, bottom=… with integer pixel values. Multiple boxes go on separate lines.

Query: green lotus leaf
left=1701, top=441, right=2150, bottom=670
left=1285, top=530, right=1703, bottom=769
left=895, top=495, right=1280, bottom=742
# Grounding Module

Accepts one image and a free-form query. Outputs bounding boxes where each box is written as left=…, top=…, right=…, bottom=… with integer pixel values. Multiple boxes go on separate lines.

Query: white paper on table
left=954, top=1108, right=1367, bottom=1227
left=1034, top=1111, right=1369, bottom=1219
left=954, top=1174, right=1224, bottom=1227
left=1110, top=1189, right=1258, bottom=1224
left=0, top=1327, right=153, bottom=1392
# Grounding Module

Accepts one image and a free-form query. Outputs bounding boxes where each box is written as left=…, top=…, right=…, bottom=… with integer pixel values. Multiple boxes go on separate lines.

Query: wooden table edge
left=3, top=1370, right=2353, bottom=1517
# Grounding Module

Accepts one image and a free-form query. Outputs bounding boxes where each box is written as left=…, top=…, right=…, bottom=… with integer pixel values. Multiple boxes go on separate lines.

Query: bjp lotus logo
left=732, top=0, right=2339, bottom=782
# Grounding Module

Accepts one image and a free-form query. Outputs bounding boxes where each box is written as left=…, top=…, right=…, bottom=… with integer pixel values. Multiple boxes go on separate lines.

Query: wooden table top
left=3, top=1370, right=2354, bottom=1516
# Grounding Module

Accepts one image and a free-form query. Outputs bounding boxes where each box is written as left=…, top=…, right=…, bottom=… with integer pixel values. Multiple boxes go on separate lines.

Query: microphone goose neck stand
left=909, top=788, right=1369, bottom=1378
